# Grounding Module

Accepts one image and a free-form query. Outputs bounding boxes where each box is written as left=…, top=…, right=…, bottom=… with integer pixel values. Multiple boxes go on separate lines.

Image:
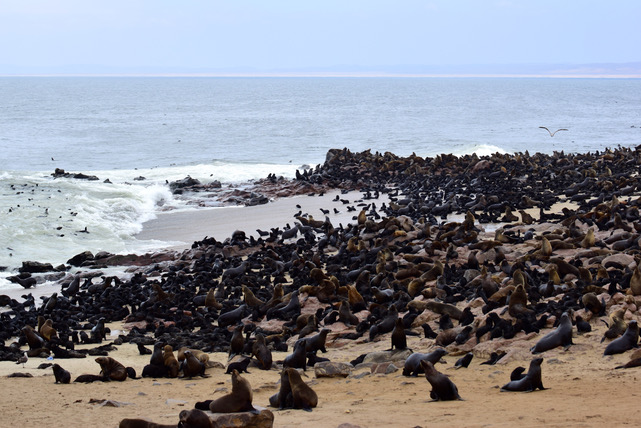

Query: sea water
left=1, top=77, right=640, bottom=286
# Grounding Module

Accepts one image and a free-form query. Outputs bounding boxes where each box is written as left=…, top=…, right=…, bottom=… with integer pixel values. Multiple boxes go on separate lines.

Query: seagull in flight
left=539, top=126, right=568, bottom=137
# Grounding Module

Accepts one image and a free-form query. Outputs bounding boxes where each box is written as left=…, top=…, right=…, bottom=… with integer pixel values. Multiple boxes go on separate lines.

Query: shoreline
left=2, top=146, right=641, bottom=427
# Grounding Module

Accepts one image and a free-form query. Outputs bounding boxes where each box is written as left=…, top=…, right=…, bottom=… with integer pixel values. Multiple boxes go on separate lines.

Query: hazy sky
left=1, top=0, right=639, bottom=72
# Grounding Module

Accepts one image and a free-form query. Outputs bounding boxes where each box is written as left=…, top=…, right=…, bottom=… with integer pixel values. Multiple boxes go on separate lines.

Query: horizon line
left=1, top=72, right=640, bottom=78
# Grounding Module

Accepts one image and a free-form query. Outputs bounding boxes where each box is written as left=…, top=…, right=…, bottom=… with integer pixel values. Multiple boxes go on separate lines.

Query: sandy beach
left=0, top=319, right=638, bottom=428
left=2, top=146, right=641, bottom=428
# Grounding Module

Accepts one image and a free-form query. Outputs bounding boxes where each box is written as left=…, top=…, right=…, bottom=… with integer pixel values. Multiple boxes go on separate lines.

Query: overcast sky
left=1, top=0, right=639, bottom=73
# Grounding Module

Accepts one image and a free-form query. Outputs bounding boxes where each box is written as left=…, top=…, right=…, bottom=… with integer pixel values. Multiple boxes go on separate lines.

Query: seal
left=531, top=312, right=573, bottom=354
left=604, top=320, right=639, bottom=356
left=251, top=333, right=273, bottom=370
left=226, top=356, right=251, bottom=374
left=150, top=342, right=165, bottom=366
left=163, top=345, right=180, bottom=378
left=283, top=339, right=307, bottom=370
left=402, top=348, right=447, bottom=377
left=454, top=352, right=473, bottom=369
left=118, top=419, right=176, bottom=428
left=178, top=408, right=214, bottom=428
left=501, top=357, right=546, bottom=392
left=209, top=369, right=255, bottom=413
left=229, top=324, right=245, bottom=356
left=390, top=318, right=407, bottom=350
left=420, top=360, right=462, bottom=401
left=285, top=367, right=318, bottom=410
left=96, top=356, right=127, bottom=381
left=52, top=363, right=71, bottom=384
left=181, top=350, right=207, bottom=378
left=303, top=328, right=330, bottom=354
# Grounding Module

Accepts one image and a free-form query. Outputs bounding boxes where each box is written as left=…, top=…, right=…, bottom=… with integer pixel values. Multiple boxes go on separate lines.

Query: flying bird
left=539, top=126, right=568, bottom=137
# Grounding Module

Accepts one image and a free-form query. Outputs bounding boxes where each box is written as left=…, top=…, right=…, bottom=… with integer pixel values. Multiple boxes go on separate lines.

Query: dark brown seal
left=402, top=348, right=447, bottom=376
left=251, top=333, right=273, bottom=370
left=285, top=367, right=318, bottom=410
left=420, top=360, right=462, bottom=401
left=118, top=419, right=176, bottom=428
left=209, top=369, right=254, bottom=413
left=96, top=356, right=127, bottom=381
left=52, top=363, right=71, bottom=384
left=604, top=320, right=639, bottom=355
left=178, top=408, right=214, bottom=428
left=181, top=350, right=206, bottom=378
left=531, top=312, right=573, bottom=353
left=500, top=357, right=546, bottom=392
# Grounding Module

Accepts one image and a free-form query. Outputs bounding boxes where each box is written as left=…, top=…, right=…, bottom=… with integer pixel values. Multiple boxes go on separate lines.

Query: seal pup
left=454, top=352, right=473, bottom=369
left=604, top=320, right=639, bottom=356
left=226, top=356, right=251, bottom=374
left=531, top=312, right=573, bottom=354
left=96, top=356, right=127, bottom=381
left=420, top=360, right=462, bottom=401
left=501, top=358, right=546, bottom=392
left=209, top=369, right=255, bottom=413
left=52, top=363, right=71, bottom=384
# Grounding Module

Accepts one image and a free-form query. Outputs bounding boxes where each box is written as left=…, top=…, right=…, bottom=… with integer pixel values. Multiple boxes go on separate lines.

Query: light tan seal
left=163, top=345, right=180, bottom=378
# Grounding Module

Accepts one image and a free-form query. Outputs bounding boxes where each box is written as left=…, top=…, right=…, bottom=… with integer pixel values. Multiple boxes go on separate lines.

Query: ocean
left=1, top=76, right=640, bottom=287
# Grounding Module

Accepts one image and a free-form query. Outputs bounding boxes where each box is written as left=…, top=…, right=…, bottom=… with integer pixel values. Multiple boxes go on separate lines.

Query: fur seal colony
left=3, top=146, right=641, bottom=426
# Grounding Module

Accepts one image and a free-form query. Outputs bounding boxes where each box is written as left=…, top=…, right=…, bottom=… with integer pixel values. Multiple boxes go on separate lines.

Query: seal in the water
left=420, top=360, right=462, bottom=401
left=402, top=348, right=447, bottom=377
left=531, top=312, right=573, bottom=354
left=500, top=358, right=546, bottom=392
left=96, top=356, right=127, bottom=381
left=209, top=369, right=255, bottom=413
left=52, top=363, right=71, bottom=384
left=604, top=320, right=639, bottom=356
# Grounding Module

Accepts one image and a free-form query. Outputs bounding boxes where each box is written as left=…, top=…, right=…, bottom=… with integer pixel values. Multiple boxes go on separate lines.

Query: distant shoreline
left=1, top=73, right=640, bottom=78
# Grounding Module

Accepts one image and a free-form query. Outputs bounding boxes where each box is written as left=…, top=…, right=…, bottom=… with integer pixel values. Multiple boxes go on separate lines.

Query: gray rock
left=362, top=349, right=413, bottom=364
left=315, top=361, right=352, bottom=378
left=207, top=407, right=273, bottom=428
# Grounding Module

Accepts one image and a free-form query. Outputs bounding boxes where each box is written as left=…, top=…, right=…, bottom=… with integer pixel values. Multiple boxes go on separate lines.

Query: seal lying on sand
left=501, top=358, right=546, bottom=392
left=531, top=313, right=573, bottom=354
left=604, top=320, right=639, bottom=356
